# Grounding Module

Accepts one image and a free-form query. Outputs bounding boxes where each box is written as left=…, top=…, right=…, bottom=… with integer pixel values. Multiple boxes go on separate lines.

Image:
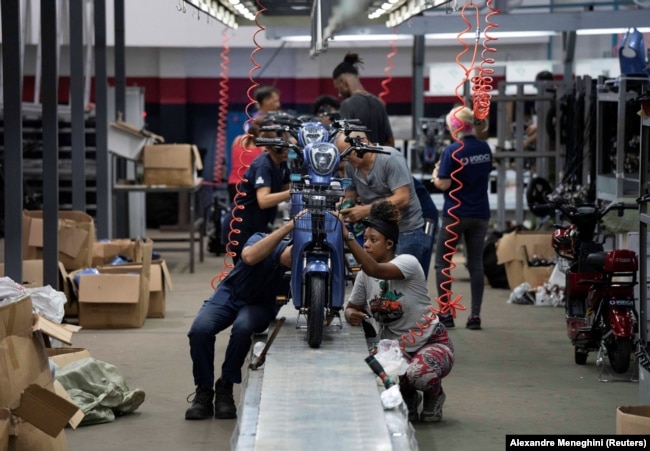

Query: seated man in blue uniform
left=186, top=218, right=296, bottom=420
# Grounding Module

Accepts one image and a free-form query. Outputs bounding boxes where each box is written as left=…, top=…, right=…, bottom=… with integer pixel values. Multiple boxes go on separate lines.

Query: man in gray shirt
left=336, top=131, right=433, bottom=278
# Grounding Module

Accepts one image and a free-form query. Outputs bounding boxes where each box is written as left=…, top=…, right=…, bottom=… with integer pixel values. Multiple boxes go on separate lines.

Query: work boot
left=214, top=378, right=237, bottom=419
left=420, top=388, right=446, bottom=423
left=185, top=385, right=214, bottom=420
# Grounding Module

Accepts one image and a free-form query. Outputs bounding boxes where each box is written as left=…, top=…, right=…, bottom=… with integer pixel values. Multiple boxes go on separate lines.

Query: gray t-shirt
left=347, top=254, right=436, bottom=353
left=344, top=147, right=423, bottom=232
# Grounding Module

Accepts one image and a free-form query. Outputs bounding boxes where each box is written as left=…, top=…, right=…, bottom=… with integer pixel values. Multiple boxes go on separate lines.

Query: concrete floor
left=24, top=240, right=641, bottom=450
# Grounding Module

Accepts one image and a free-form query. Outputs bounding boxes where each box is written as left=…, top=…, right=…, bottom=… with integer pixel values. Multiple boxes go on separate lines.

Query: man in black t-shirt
left=332, top=52, right=394, bottom=147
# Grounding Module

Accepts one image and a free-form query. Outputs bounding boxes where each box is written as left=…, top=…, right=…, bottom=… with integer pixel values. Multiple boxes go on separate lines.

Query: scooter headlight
left=298, top=122, right=329, bottom=146
left=307, top=142, right=338, bottom=176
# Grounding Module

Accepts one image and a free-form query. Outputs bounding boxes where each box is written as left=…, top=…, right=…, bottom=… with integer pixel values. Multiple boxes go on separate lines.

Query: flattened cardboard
left=13, top=384, right=81, bottom=437
left=143, top=144, right=203, bottom=187
left=616, top=405, right=650, bottom=434
left=32, top=315, right=76, bottom=346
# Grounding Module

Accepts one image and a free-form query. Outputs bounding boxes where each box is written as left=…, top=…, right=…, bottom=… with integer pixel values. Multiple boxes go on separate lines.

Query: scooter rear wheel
left=574, top=347, right=588, bottom=365
left=607, top=337, right=633, bottom=374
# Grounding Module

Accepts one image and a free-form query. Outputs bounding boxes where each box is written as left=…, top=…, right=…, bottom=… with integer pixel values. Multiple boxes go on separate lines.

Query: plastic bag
left=507, top=282, right=534, bottom=305
left=0, top=277, right=27, bottom=303
left=26, top=285, right=67, bottom=323
left=375, top=339, right=409, bottom=377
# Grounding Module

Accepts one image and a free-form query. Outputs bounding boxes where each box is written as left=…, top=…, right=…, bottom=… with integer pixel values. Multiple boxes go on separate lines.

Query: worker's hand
left=339, top=205, right=366, bottom=223
left=432, top=162, right=440, bottom=179
left=346, top=309, right=369, bottom=327
left=291, top=209, right=308, bottom=228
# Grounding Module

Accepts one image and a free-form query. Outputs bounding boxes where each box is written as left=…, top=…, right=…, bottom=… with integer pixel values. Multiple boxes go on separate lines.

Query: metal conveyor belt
left=232, top=304, right=418, bottom=451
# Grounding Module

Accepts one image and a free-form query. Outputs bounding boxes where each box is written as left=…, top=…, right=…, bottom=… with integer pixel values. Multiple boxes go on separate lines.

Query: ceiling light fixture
left=576, top=27, right=650, bottom=35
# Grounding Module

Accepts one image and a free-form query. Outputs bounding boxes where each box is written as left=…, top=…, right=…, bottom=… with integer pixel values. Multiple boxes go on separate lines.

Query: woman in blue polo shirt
left=432, top=106, right=492, bottom=330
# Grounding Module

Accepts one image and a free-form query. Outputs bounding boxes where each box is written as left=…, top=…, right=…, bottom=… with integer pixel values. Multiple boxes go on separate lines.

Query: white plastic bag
left=374, top=339, right=409, bottom=378
left=507, top=282, right=534, bottom=305
left=0, top=277, right=27, bottom=304
left=26, top=285, right=67, bottom=323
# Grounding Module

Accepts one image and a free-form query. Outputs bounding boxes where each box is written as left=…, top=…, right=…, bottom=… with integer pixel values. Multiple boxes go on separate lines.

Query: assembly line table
left=113, top=182, right=205, bottom=273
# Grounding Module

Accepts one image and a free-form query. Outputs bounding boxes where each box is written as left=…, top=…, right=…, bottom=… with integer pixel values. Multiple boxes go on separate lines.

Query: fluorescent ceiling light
left=281, top=34, right=412, bottom=42
left=331, top=34, right=412, bottom=41
left=426, top=31, right=559, bottom=39
left=576, top=27, right=650, bottom=35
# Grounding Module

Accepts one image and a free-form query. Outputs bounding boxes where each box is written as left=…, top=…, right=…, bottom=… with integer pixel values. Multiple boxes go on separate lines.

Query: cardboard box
left=496, top=230, right=555, bottom=290
left=143, top=144, right=203, bottom=187
left=22, top=211, right=96, bottom=271
left=74, top=238, right=153, bottom=329
left=108, top=120, right=164, bottom=161
left=0, top=261, right=68, bottom=293
left=0, top=296, right=83, bottom=449
left=616, top=405, right=650, bottom=434
left=92, top=239, right=145, bottom=267
left=95, top=258, right=171, bottom=319
left=147, top=260, right=173, bottom=318
left=47, top=348, right=92, bottom=369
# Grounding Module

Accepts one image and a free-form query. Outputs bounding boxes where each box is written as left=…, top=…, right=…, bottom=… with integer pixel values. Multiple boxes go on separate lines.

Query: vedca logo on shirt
left=460, top=153, right=491, bottom=165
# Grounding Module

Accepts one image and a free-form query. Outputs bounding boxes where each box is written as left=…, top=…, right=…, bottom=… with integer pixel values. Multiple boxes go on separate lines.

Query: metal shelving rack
left=595, top=76, right=649, bottom=201
left=639, top=113, right=650, bottom=404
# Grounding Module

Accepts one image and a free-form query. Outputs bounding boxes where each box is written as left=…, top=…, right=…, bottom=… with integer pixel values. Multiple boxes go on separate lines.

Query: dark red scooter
left=548, top=201, right=639, bottom=373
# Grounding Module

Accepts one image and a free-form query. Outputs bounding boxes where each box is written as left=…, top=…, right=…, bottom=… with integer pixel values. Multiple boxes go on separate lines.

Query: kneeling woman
left=340, top=201, right=454, bottom=423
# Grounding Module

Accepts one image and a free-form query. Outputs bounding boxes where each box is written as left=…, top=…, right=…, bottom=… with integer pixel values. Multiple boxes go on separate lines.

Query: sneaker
left=420, top=388, right=446, bottom=423
left=185, top=385, right=214, bottom=420
left=402, top=389, right=422, bottom=423
left=466, top=316, right=482, bottom=330
left=214, top=378, right=237, bottom=419
left=438, top=313, right=455, bottom=328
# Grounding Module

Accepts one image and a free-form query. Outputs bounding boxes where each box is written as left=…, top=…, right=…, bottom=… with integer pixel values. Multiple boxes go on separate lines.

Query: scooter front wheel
left=307, top=274, right=326, bottom=348
left=607, top=337, right=633, bottom=374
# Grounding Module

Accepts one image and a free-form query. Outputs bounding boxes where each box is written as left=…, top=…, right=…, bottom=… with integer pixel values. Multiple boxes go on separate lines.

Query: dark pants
left=434, top=216, right=489, bottom=317
left=188, top=284, right=277, bottom=386
left=397, top=226, right=435, bottom=279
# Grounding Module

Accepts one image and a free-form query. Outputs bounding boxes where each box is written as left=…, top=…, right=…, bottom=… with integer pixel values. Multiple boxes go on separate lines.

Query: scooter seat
left=585, top=251, right=607, bottom=270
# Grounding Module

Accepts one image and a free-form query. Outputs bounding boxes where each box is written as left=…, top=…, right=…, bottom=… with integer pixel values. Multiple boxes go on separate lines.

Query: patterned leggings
left=401, top=326, right=454, bottom=395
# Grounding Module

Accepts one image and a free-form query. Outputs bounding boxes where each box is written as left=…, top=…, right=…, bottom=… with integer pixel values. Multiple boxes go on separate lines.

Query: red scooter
left=548, top=201, right=639, bottom=373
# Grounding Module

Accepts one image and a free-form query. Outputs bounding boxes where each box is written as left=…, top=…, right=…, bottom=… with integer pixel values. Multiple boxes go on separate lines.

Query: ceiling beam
left=264, top=9, right=650, bottom=39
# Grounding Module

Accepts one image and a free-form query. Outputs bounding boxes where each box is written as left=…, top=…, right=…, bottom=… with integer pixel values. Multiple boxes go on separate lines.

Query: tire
left=574, top=347, right=588, bottom=365
left=306, top=274, right=326, bottom=348
left=607, top=337, right=633, bottom=374
left=526, top=177, right=554, bottom=217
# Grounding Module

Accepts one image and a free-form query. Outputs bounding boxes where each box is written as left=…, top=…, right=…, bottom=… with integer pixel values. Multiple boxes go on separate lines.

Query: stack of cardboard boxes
left=17, top=211, right=173, bottom=329
left=0, top=296, right=84, bottom=450
left=495, top=229, right=556, bottom=291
